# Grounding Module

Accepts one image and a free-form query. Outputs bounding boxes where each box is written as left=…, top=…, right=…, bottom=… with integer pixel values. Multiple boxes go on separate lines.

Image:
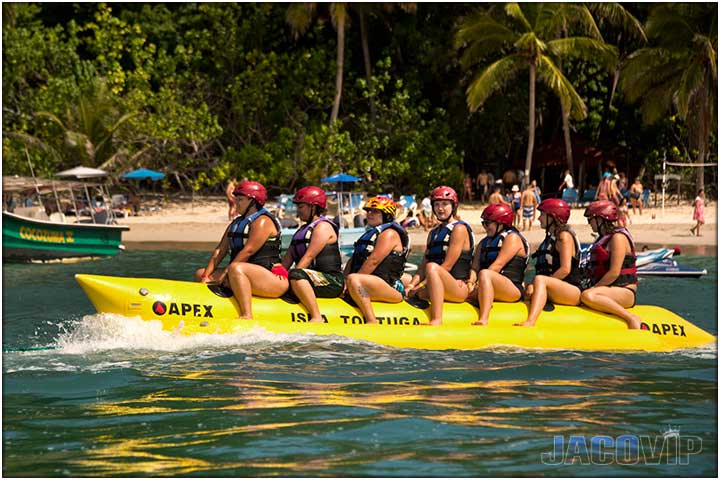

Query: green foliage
left=2, top=3, right=712, bottom=198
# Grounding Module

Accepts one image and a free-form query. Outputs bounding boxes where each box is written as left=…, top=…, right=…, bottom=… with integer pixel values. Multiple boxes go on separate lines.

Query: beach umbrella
left=121, top=168, right=165, bottom=181
left=321, top=173, right=361, bottom=215
left=321, top=173, right=361, bottom=183
left=56, top=166, right=108, bottom=179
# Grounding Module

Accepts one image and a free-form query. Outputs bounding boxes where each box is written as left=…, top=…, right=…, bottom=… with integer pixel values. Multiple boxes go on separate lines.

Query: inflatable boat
left=75, top=274, right=715, bottom=352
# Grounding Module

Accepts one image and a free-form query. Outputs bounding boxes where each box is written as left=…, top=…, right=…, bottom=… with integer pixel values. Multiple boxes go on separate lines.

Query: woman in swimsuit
left=580, top=201, right=641, bottom=329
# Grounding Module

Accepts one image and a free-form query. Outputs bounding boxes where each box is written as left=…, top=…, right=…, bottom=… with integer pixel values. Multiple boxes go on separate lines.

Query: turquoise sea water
left=2, top=249, right=718, bottom=477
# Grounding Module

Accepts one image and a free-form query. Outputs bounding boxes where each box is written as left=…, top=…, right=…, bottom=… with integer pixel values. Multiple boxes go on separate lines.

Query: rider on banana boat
left=469, top=203, right=529, bottom=326
left=280, top=186, right=344, bottom=323
left=344, top=196, right=410, bottom=324
left=195, top=181, right=287, bottom=320
left=405, top=186, right=475, bottom=326
left=581, top=200, right=642, bottom=329
left=515, top=199, right=582, bottom=327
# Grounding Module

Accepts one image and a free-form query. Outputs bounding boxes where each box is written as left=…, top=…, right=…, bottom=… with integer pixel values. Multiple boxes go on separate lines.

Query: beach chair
left=561, top=188, right=578, bottom=207
left=580, top=188, right=596, bottom=206
left=642, top=189, right=651, bottom=207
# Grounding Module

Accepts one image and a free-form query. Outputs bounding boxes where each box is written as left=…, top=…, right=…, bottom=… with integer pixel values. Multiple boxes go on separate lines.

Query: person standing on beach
left=195, top=181, right=288, bottom=320
left=463, top=174, right=474, bottom=202
left=511, top=185, right=521, bottom=227
left=519, top=183, right=538, bottom=231
left=580, top=200, right=641, bottom=329
left=476, top=170, right=489, bottom=204
left=488, top=183, right=508, bottom=206
left=225, top=178, right=238, bottom=220
left=629, top=177, right=644, bottom=215
left=596, top=172, right=613, bottom=201
left=690, top=189, right=705, bottom=236
left=281, top=186, right=344, bottom=323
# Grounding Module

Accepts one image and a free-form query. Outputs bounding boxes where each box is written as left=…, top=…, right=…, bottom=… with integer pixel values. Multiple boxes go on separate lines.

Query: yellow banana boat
left=75, top=274, right=715, bottom=352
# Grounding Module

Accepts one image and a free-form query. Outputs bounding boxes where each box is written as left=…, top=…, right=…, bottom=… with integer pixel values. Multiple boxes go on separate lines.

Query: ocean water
left=2, top=250, right=718, bottom=477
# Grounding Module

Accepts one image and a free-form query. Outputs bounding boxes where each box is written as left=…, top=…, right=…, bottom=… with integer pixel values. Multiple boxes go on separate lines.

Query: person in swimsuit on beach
left=196, top=181, right=288, bottom=320
left=690, top=188, right=705, bottom=236
left=629, top=177, right=644, bottom=215
left=520, top=183, right=538, bottom=231
left=469, top=203, right=529, bottom=326
left=225, top=178, right=238, bottom=220
left=405, top=186, right=474, bottom=326
left=580, top=200, right=641, bottom=329
left=345, top=196, right=409, bottom=324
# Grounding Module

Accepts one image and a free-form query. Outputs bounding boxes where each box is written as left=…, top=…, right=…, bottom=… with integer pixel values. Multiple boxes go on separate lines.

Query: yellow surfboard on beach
left=75, top=274, right=715, bottom=352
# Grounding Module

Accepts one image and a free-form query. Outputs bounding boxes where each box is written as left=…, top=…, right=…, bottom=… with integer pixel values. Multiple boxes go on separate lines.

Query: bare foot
left=471, top=319, right=488, bottom=326
left=690, top=228, right=695, bottom=235
left=309, top=317, right=325, bottom=323
left=365, top=319, right=378, bottom=325
left=626, top=314, right=642, bottom=330
left=239, top=316, right=253, bottom=321
left=514, top=320, right=536, bottom=327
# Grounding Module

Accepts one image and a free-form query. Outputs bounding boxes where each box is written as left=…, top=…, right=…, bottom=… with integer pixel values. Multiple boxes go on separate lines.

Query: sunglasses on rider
left=482, top=220, right=494, bottom=227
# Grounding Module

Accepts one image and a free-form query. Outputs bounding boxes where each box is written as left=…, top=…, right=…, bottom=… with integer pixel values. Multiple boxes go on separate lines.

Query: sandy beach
left=120, top=195, right=718, bottom=255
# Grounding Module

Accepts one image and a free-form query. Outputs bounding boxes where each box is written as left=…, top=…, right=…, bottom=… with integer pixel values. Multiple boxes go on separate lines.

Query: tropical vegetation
left=2, top=3, right=717, bottom=198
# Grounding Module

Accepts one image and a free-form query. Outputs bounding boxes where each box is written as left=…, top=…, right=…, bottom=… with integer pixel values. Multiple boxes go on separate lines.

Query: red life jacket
left=588, top=227, right=637, bottom=286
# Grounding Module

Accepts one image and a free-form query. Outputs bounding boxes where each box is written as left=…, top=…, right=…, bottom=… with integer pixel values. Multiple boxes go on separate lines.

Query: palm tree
left=454, top=3, right=617, bottom=181
left=32, top=79, right=138, bottom=170
left=287, top=3, right=349, bottom=125
left=619, top=4, right=717, bottom=190
left=287, top=3, right=416, bottom=124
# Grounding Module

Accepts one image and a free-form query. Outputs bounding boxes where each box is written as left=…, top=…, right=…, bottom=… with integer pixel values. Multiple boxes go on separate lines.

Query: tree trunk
left=561, top=99, right=574, bottom=175
left=696, top=82, right=708, bottom=191
left=330, top=15, right=346, bottom=125
left=524, top=63, right=536, bottom=182
left=359, top=10, right=376, bottom=120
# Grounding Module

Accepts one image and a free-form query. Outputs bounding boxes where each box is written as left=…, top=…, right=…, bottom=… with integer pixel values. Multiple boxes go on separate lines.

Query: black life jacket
left=227, top=207, right=282, bottom=269
left=289, top=216, right=342, bottom=273
left=478, top=227, right=529, bottom=285
left=425, top=220, right=475, bottom=280
left=533, top=225, right=582, bottom=287
left=350, top=222, right=409, bottom=285
left=588, top=227, right=637, bottom=287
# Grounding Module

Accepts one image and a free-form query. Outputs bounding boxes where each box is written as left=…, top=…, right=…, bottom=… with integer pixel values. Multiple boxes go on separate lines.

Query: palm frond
left=505, top=3, right=532, bottom=32
left=588, top=2, right=646, bottom=43
left=693, top=34, right=718, bottom=81
left=35, top=111, right=67, bottom=130
left=619, top=47, right=680, bottom=102
left=542, top=4, right=603, bottom=41
left=465, top=54, right=527, bottom=111
left=676, top=62, right=705, bottom=119
left=638, top=83, right=677, bottom=124
left=645, top=5, right=694, bottom=46
left=286, top=3, right=315, bottom=39
left=514, top=32, right=545, bottom=57
left=454, top=13, right=515, bottom=52
left=537, top=55, right=587, bottom=120
left=547, top=37, right=618, bottom=71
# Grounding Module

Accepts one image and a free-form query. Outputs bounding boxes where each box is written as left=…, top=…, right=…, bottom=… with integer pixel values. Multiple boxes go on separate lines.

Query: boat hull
left=75, top=274, right=715, bottom=352
left=3, top=212, right=129, bottom=262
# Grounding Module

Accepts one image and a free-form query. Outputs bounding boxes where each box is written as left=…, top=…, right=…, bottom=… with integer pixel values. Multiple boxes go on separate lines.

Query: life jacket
left=227, top=208, right=282, bottom=269
left=350, top=222, right=409, bottom=285
left=289, top=216, right=342, bottom=273
left=478, top=227, right=529, bottom=285
left=588, top=227, right=637, bottom=286
left=425, top=220, right=475, bottom=280
left=533, top=225, right=582, bottom=287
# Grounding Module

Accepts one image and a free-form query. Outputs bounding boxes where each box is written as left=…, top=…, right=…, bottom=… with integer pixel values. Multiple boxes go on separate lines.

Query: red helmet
left=293, top=186, right=326, bottom=209
left=482, top=203, right=514, bottom=227
left=431, top=186, right=458, bottom=205
left=538, top=198, right=571, bottom=223
left=363, top=196, right=397, bottom=217
left=233, top=181, right=267, bottom=206
left=584, top=200, right=617, bottom=221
